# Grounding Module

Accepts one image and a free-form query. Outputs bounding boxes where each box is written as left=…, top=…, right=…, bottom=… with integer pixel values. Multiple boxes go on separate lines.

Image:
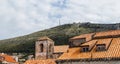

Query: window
left=96, top=44, right=106, bottom=51
left=81, top=47, right=89, bottom=52
left=40, top=44, right=44, bottom=52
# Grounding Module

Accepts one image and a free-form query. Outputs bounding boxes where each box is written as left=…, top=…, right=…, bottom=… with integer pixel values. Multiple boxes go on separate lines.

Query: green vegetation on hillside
left=0, top=22, right=119, bottom=53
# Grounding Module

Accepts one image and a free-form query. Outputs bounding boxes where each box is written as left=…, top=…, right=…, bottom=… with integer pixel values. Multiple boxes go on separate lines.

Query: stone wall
left=35, top=40, right=54, bottom=59
left=56, top=61, right=120, bottom=64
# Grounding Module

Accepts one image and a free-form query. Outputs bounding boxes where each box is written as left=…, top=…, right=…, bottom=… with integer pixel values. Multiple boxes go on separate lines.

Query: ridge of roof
left=24, top=59, right=56, bottom=64
left=70, top=33, right=94, bottom=40
left=37, top=36, right=54, bottom=42
left=94, top=29, right=120, bottom=38
left=54, top=45, right=69, bottom=53
left=70, top=30, right=120, bottom=40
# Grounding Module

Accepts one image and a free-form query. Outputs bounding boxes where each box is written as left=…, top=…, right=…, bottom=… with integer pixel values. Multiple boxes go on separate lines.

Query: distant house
left=0, top=53, right=18, bottom=64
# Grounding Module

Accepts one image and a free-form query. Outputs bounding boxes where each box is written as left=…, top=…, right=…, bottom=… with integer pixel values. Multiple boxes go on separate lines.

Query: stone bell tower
left=35, top=36, right=54, bottom=59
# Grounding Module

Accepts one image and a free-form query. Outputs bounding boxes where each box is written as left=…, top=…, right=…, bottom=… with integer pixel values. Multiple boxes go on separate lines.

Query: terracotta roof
left=58, top=48, right=80, bottom=60
left=92, top=38, right=120, bottom=59
left=37, top=36, right=54, bottom=42
left=0, top=54, right=16, bottom=63
left=58, top=30, right=120, bottom=60
left=54, top=45, right=69, bottom=53
left=96, top=38, right=112, bottom=49
left=94, top=30, right=120, bottom=38
left=81, top=40, right=97, bottom=46
left=70, top=33, right=94, bottom=41
left=58, top=38, right=120, bottom=60
left=24, top=59, right=56, bottom=64
left=81, top=40, right=97, bottom=50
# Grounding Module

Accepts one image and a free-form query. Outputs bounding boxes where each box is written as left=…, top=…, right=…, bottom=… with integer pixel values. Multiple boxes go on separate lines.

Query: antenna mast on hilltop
left=59, top=18, right=61, bottom=26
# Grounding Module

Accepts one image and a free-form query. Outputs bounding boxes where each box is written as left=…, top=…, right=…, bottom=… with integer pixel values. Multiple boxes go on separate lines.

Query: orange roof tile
left=54, top=45, right=69, bottom=53
left=24, top=59, right=56, bottom=64
left=94, top=30, right=120, bottom=38
left=58, top=48, right=80, bottom=60
left=70, top=33, right=94, bottom=41
left=0, top=54, right=16, bottom=63
left=58, top=38, right=120, bottom=60
left=37, top=36, right=54, bottom=42
left=92, top=38, right=120, bottom=59
left=58, top=30, right=120, bottom=60
left=81, top=40, right=97, bottom=50
left=58, top=47, right=92, bottom=60
left=81, top=40, right=97, bottom=46
left=96, top=38, right=112, bottom=49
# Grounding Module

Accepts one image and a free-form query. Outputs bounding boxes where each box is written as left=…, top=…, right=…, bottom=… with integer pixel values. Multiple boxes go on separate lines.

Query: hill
left=0, top=22, right=119, bottom=53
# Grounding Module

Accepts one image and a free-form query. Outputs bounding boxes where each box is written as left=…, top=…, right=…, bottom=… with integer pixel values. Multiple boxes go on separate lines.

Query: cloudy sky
left=0, top=0, right=120, bottom=40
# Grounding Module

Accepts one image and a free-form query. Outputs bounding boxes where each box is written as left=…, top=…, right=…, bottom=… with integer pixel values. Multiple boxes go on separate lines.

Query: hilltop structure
left=25, top=29, right=120, bottom=64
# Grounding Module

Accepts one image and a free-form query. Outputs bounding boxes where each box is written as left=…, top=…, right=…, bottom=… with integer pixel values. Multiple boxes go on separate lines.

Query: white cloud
left=0, top=0, right=120, bottom=39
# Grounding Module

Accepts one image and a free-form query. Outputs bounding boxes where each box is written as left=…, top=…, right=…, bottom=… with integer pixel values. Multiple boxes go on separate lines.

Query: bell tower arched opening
left=40, top=44, right=44, bottom=52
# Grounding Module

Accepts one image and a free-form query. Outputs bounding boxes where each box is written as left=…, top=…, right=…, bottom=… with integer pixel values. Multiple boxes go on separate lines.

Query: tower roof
left=70, top=33, right=94, bottom=41
left=54, top=45, right=69, bottom=53
left=37, top=36, right=54, bottom=42
left=94, top=29, right=120, bottom=38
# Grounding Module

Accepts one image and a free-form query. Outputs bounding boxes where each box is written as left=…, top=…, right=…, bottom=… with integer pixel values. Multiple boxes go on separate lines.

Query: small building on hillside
left=0, top=53, right=18, bottom=64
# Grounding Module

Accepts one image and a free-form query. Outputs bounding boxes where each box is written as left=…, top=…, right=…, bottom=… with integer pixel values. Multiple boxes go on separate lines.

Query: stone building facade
left=35, top=36, right=69, bottom=60
left=35, top=37, right=54, bottom=59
